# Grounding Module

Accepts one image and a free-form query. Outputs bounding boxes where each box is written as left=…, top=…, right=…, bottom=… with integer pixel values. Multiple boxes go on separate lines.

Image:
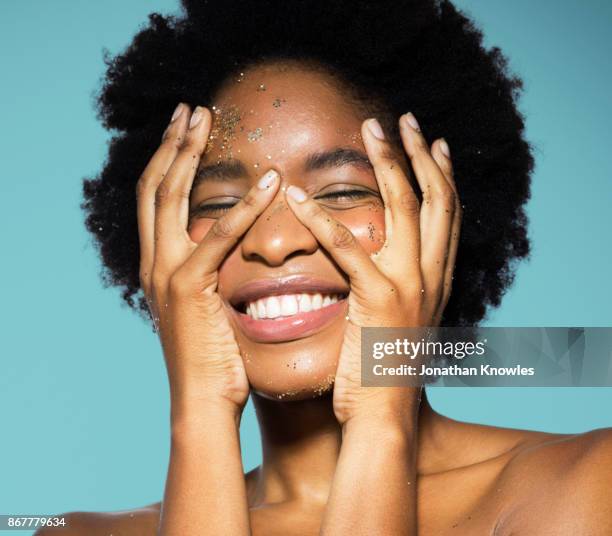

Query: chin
left=236, top=317, right=345, bottom=401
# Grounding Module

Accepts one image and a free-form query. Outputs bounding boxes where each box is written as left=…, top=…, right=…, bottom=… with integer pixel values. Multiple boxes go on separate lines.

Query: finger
left=431, top=138, right=462, bottom=309
left=284, top=185, right=385, bottom=295
left=154, top=106, right=212, bottom=269
left=179, top=170, right=281, bottom=285
left=136, top=102, right=189, bottom=293
left=361, top=118, right=421, bottom=281
left=399, top=114, right=456, bottom=294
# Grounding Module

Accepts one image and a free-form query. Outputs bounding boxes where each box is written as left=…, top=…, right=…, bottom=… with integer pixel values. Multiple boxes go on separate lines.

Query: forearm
left=321, top=414, right=418, bottom=536
left=158, top=399, right=250, bottom=536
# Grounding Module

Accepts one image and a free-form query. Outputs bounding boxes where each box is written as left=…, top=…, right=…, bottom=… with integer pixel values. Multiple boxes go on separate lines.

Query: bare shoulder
left=498, top=427, right=612, bottom=535
left=33, top=502, right=161, bottom=536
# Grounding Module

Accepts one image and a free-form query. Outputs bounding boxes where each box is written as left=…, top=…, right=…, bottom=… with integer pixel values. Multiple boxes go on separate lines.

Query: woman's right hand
left=136, top=103, right=280, bottom=417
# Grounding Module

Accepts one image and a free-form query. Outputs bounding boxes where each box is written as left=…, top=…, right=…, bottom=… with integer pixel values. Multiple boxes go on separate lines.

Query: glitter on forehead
left=205, top=104, right=243, bottom=158
left=350, top=132, right=363, bottom=144
left=335, top=127, right=363, bottom=145
left=257, top=84, right=266, bottom=92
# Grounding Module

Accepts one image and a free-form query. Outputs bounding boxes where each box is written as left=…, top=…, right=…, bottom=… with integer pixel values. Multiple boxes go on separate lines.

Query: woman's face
left=188, top=64, right=390, bottom=400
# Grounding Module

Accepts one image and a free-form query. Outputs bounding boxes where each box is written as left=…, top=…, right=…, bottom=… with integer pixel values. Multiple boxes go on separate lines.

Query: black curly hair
left=83, top=0, right=533, bottom=327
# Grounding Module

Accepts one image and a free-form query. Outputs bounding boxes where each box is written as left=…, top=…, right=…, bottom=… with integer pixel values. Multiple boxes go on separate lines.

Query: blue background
left=1, top=0, right=611, bottom=527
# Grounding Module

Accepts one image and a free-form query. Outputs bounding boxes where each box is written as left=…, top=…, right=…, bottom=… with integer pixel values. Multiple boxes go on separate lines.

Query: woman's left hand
left=284, top=113, right=462, bottom=427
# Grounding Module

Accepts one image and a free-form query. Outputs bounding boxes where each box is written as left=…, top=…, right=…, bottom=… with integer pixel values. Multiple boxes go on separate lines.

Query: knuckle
left=168, top=269, right=192, bottom=298
left=179, top=134, right=204, bottom=154
left=210, top=217, right=235, bottom=240
left=330, top=223, right=356, bottom=250
left=435, top=187, right=456, bottom=212
left=161, top=129, right=183, bottom=149
left=136, top=172, right=158, bottom=200
left=155, top=182, right=171, bottom=206
left=407, top=135, right=428, bottom=157
left=399, top=192, right=421, bottom=216
left=413, top=135, right=429, bottom=152
left=240, top=190, right=258, bottom=208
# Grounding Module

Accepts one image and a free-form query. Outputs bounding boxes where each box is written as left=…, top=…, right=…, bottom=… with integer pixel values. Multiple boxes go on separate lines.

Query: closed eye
left=190, top=199, right=240, bottom=219
left=314, top=189, right=372, bottom=201
left=190, top=189, right=379, bottom=220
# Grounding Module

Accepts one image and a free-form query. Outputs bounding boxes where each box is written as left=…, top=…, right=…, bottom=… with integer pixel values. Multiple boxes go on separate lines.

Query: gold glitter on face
left=349, top=132, right=363, bottom=144
left=206, top=104, right=243, bottom=161
left=334, top=127, right=363, bottom=144
left=247, top=127, right=263, bottom=142
left=189, top=63, right=391, bottom=401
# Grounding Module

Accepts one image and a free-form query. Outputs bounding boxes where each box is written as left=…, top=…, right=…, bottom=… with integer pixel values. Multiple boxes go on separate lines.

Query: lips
left=228, top=275, right=349, bottom=343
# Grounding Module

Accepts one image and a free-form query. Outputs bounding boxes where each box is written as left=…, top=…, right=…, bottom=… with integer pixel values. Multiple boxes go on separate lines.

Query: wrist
left=170, top=391, right=244, bottom=434
left=341, top=389, right=421, bottom=437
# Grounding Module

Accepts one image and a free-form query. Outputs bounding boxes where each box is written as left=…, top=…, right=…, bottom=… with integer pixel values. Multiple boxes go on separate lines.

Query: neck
left=250, top=389, right=455, bottom=506
left=251, top=392, right=341, bottom=506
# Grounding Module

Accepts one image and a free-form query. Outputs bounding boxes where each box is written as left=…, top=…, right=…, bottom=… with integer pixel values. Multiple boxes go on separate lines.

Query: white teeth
left=298, top=293, right=312, bottom=313
left=280, top=294, right=298, bottom=316
left=265, top=296, right=281, bottom=319
left=244, top=292, right=343, bottom=320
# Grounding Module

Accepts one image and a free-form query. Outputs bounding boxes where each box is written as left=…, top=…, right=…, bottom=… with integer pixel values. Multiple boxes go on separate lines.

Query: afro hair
left=82, top=0, right=533, bottom=327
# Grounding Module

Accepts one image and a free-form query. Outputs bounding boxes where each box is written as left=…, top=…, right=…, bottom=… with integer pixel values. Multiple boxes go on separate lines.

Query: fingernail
left=367, top=118, right=385, bottom=140
left=170, top=103, right=183, bottom=123
left=257, top=169, right=279, bottom=190
left=403, top=112, right=421, bottom=132
left=286, top=185, right=308, bottom=203
left=439, top=138, right=451, bottom=158
left=189, top=107, right=203, bottom=129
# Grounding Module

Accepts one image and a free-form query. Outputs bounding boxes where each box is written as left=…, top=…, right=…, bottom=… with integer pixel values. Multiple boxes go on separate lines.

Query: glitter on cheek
left=247, top=127, right=263, bottom=142
left=368, top=222, right=376, bottom=241
left=257, top=84, right=266, bottom=92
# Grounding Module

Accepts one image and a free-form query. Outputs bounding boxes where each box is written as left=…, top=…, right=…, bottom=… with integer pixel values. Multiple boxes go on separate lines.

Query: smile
left=242, top=293, right=344, bottom=320
left=228, top=276, right=349, bottom=343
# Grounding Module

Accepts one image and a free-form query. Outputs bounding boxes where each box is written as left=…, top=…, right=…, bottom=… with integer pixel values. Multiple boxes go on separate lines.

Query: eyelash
left=192, top=189, right=373, bottom=217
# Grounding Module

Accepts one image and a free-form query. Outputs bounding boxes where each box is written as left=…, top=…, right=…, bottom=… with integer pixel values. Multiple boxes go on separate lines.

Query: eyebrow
left=304, top=147, right=372, bottom=172
left=193, top=159, right=249, bottom=188
left=192, top=147, right=372, bottom=188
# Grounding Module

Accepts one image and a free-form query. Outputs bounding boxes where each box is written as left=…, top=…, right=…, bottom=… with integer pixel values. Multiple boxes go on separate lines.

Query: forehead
left=204, top=64, right=366, bottom=164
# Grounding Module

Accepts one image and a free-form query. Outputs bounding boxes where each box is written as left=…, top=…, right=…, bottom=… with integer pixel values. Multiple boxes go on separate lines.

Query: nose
left=240, top=186, right=319, bottom=266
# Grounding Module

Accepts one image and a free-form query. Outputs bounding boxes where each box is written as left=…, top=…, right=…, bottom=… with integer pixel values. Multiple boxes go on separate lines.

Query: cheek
left=188, top=218, right=213, bottom=243
left=335, top=205, right=386, bottom=255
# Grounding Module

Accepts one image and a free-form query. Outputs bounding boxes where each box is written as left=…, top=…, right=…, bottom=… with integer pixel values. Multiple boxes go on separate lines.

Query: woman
left=40, top=0, right=612, bottom=534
